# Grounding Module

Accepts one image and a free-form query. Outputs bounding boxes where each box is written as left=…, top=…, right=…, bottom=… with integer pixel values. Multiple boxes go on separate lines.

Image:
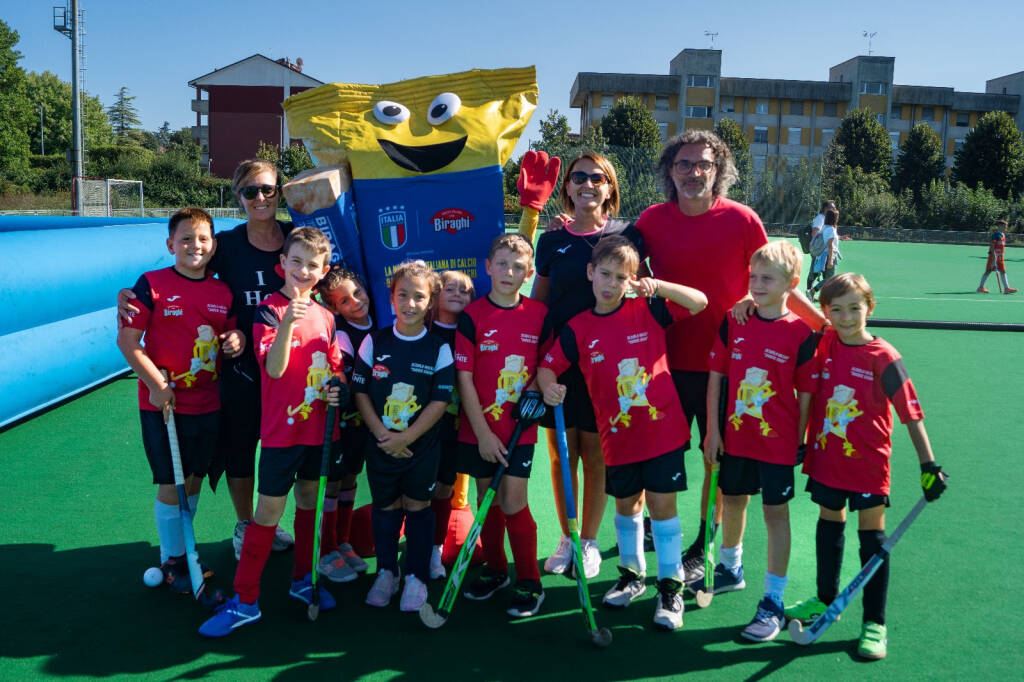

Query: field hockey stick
left=695, top=376, right=728, bottom=608
left=419, top=392, right=547, bottom=629
left=308, top=376, right=345, bottom=622
left=554, top=403, right=613, bottom=648
left=160, top=371, right=224, bottom=611
left=788, top=496, right=928, bottom=645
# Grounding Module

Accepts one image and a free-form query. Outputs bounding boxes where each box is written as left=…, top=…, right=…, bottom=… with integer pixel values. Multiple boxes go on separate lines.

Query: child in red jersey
left=455, top=233, right=549, bottom=616
left=118, top=208, right=243, bottom=590
left=785, top=273, right=948, bottom=660
left=430, top=270, right=474, bottom=580
left=977, top=220, right=1017, bottom=294
left=199, top=227, right=345, bottom=638
left=692, top=241, right=816, bottom=642
left=538, top=236, right=707, bottom=631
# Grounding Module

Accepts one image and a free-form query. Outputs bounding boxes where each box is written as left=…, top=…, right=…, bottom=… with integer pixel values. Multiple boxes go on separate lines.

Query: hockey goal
left=73, top=176, right=144, bottom=217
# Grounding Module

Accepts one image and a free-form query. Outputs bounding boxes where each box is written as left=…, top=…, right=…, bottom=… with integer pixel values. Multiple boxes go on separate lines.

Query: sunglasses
left=672, top=159, right=714, bottom=173
left=239, top=184, right=279, bottom=200
left=568, top=171, right=609, bottom=186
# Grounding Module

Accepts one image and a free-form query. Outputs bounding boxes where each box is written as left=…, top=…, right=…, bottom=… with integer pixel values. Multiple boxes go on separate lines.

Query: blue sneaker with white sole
left=198, top=595, right=261, bottom=638
left=741, top=597, right=786, bottom=642
left=686, top=562, right=745, bottom=596
left=289, top=573, right=337, bottom=611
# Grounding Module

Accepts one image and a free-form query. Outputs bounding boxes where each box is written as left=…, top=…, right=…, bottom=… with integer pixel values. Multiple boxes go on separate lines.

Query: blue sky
left=6, top=1, right=1020, bottom=160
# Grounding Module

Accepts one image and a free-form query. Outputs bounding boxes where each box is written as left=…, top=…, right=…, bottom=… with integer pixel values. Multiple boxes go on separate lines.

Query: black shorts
left=671, top=370, right=708, bottom=452
left=437, top=437, right=459, bottom=486
left=807, top=477, right=890, bottom=511
left=539, top=365, right=597, bottom=433
left=217, top=367, right=261, bottom=478
left=257, top=441, right=341, bottom=497
left=718, top=453, right=795, bottom=505
left=337, top=423, right=370, bottom=477
left=141, top=410, right=217, bottom=484
left=605, top=447, right=687, bottom=498
left=455, top=442, right=535, bottom=480
left=365, top=443, right=441, bottom=506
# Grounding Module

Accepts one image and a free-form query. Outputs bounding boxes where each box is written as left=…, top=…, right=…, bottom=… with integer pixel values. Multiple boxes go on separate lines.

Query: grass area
left=0, top=191, right=72, bottom=211
left=1, top=238, right=1022, bottom=680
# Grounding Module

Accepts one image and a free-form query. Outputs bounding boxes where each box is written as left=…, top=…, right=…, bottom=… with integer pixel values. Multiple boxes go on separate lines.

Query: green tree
left=254, top=141, right=313, bottom=179
left=533, top=109, right=572, bottom=152
left=599, top=95, right=661, bottom=151
left=155, top=121, right=172, bottom=148
left=26, top=71, right=114, bottom=155
left=107, top=86, right=141, bottom=142
left=952, top=110, right=1024, bottom=200
left=820, top=138, right=846, bottom=203
left=0, top=20, right=33, bottom=185
left=893, top=123, right=945, bottom=201
left=834, top=107, right=892, bottom=177
left=714, top=117, right=752, bottom=204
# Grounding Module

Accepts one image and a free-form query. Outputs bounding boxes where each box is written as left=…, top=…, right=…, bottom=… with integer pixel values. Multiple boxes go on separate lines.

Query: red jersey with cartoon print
left=542, top=296, right=687, bottom=465
left=805, top=329, right=924, bottom=496
left=708, top=311, right=817, bottom=465
left=455, top=295, right=548, bottom=446
left=126, top=267, right=235, bottom=415
left=987, top=230, right=1007, bottom=272
left=253, top=291, right=343, bottom=448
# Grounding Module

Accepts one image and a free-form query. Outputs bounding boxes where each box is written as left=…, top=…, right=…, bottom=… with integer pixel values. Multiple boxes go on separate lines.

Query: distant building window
left=789, top=100, right=803, bottom=115
left=860, top=81, right=888, bottom=95
left=889, top=131, right=900, bottom=151
left=753, top=155, right=767, bottom=172
left=823, top=101, right=838, bottom=117
left=686, top=105, right=711, bottom=118
left=655, top=95, right=670, bottom=111
left=875, top=113, right=885, bottom=126
left=821, top=128, right=835, bottom=145
left=788, top=127, right=801, bottom=145
left=754, top=126, right=768, bottom=143
left=686, top=74, right=716, bottom=88
left=954, top=138, right=965, bottom=153
left=956, top=111, right=970, bottom=127
left=921, top=107, right=935, bottom=122
left=891, top=102, right=901, bottom=119
left=658, top=122, right=669, bottom=142
left=756, top=99, right=769, bottom=114
left=719, top=96, right=734, bottom=113
left=600, top=94, right=614, bottom=109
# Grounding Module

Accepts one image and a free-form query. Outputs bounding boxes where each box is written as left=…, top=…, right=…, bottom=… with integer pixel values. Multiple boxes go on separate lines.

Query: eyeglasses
left=239, top=184, right=279, bottom=200
left=672, top=159, right=714, bottom=173
left=568, top=171, right=609, bottom=186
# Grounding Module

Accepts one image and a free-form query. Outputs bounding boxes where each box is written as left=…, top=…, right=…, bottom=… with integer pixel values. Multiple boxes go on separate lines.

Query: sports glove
left=517, top=150, right=561, bottom=210
left=920, top=462, right=947, bottom=502
left=796, top=443, right=806, bottom=465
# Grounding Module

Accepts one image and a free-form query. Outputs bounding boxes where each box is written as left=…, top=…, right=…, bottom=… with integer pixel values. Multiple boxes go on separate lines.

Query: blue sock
left=614, top=512, right=646, bottom=574
left=651, top=516, right=683, bottom=581
left=187, top=494, right=199, bottom=516
left=154, top=500, right=184, bottom=562
left=403, top=507, right=435, bottom=583
left=371, top=507, right=405, bottom=574
left=764, top=572, right=787, bottom=607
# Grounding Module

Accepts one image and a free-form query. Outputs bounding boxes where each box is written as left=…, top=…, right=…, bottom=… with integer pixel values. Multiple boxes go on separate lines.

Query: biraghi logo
left=432, top=208, right=474, bottom=234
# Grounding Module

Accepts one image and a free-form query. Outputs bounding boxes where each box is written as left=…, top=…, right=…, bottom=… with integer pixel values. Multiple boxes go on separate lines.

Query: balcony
left=191, top=125, right=208, bottom=142
left=191, top=99, right=209, bottom=115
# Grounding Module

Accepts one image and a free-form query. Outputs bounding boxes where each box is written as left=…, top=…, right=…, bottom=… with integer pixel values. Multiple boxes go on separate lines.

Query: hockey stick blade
left=590, top=627, right=613, bottom=648
left=418, top=603, right=449, bottom=629
left=694, top=589, right=714, bottom=609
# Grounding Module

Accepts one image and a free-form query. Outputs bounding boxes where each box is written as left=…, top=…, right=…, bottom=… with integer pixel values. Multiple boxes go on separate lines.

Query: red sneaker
left=1005, top=288, right=1018, bottom=294
left=977, top=286, right=989, bottom=293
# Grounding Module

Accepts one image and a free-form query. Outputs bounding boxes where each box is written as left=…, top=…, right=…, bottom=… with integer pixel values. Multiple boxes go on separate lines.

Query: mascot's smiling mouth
left=377, top=137, right=468, bottom=173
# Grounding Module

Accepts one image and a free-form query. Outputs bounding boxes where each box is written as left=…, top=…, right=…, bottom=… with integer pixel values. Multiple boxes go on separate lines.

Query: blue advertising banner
left=287, top=191, right=369, bottom=289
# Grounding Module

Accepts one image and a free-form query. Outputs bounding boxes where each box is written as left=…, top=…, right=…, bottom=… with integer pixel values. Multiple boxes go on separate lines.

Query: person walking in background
left=977, top=220, right=1017, bottom=294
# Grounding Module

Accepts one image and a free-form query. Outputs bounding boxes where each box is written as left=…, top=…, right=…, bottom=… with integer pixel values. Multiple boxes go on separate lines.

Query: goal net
left=73, top=177, right=144, bottom=217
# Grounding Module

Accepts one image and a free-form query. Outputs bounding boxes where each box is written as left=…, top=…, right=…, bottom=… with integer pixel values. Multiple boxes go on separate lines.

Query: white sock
left=979, top=272, right=990, bottom=287
left=613, top=512, right=646, bottom=574
left=721, top=543, right=743, bottom=570
left=1000, top=272, right=1011, bottom=289
left=154, top=500, right=184, bottom=562
left=764, top=572, right=787, bottom=607
left=651, top=516, right=684, bottom=581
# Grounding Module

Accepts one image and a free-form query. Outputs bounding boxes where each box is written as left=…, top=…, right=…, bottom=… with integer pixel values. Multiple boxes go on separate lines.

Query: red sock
left=336, top=488, right=356, bottom=543
left=432, top=496, right=453, bottom=546
left=322, top=508, right=339, bottom=554
left=505, top=506, right=540, bottom=582
left=480, top=507, right=507, bottom=573
left=233, top=521, right=275, bottom=603
left=293, top=508, right=315, bottom=580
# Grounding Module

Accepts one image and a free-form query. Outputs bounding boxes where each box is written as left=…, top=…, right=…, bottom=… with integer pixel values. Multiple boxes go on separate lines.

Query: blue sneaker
left=686, top=563, right=745, bottom=596
left=741, top=597, right=786, bottom=642
left=289, top=574, right=337, bottom=611
left=198, top=595, right=261, bottom=638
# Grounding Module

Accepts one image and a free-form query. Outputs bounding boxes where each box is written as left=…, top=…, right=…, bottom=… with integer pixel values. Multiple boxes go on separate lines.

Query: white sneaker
left=581, top=538, right=602, bottom=579
left=429, top=544, right=446, bottom=580
left=365, top=569, right=400, bottom=608
left=232, top=520, right=250, bottom=561
left=400, top=574, right=428, bottom=612
left=603, top=566, right=647, bottom=608
left=317, top=550, right=358, bottom=583
left=544, top=535, right=572, bottom=574
left=653, top=578, right=684, bottom=631
left=272, top=524, right=294, bottom=552
left=338, top=542, right=368, bottom=573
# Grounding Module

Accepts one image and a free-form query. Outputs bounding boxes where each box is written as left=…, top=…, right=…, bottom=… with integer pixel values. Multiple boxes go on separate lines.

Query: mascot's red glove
left=517, top=150, right=561, bottom=210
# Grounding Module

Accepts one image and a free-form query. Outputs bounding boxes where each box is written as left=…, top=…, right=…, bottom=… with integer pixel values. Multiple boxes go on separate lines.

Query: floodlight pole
left=70, top=0, right=83, bottom=214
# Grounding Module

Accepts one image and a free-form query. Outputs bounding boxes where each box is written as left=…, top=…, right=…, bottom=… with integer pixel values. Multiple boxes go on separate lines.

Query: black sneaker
left=506, top=580, right=545, bottom=617
left=464, top=566, right=510, bottom=601
left=681, top=543, right=705, bottom=585
left=653, top=578, right=684, bottom=630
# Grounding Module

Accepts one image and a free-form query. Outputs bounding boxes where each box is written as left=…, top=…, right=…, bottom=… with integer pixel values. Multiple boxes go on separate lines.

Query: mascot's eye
left=427, top=92, right=461, bottom=125
left=373, top=101, right=410, bottom=125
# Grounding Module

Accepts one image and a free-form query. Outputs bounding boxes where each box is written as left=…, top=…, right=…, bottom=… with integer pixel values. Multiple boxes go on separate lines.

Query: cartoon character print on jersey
left=609, top=358, right=660, bottom=433
left=340, top=408, right=363, bottom=429
left=382, top=381, right=422, bottom=431
left=482, top=354, right=529, bottom=421
left=172, top=324, right=220, bottom=387
left=815, top=383, right=864, bottom=457
left=729, top=366, right=778, bottom=436
left=286, top=351, right=332, bottom=424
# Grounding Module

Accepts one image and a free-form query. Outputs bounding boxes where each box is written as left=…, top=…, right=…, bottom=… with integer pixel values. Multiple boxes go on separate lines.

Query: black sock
left=859, top=529, right=888, bottom=625
left=403, top=506, right=435, bottom=583
left=816, top=518, right=845, bottom=603
left=371, top=507, right=405, bottom=574
left=694, top=520, right=707, bottom=549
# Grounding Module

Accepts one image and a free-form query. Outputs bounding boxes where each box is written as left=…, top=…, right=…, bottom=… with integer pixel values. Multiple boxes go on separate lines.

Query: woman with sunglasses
left=531, top=153, right=643, bottom=580
left=118, top=159, right=297, bottom=559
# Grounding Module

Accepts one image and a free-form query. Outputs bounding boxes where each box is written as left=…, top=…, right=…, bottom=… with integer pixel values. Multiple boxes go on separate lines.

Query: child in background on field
left=199, top=226, right=345, bottom=637
left=977, top=220, right=1017, bottom=294
left=118, top=208, right=243, bottom=591
left=313, top=267, right=375, bottom=582
left=455, top=234, right=548, bottom=616
left=692, top=241, right=816, bottom=643
left=353, top=261, right=454, bottom=612
left=538, top=236, right=707, bottom=631
left=430, top=270, right=475, bottom=579
left=785, top=273, right=948, bottom=660
left=807, top=209, right=841, bottom=297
